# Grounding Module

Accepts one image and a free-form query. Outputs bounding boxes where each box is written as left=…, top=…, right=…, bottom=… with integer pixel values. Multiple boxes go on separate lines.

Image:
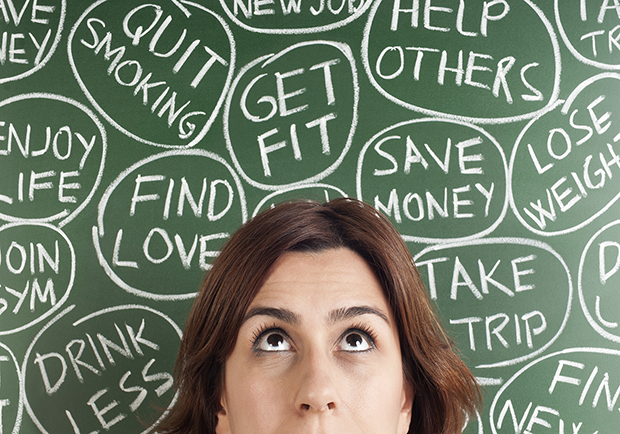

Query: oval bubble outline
left=0, top=341, right=23, bottom=434
left=412, top=237, right=573, bottom=368
left=578, top=219, right=620, bottom=344
left=489, top=347, right=620, bottom=434
left=252, top=184, right=348, bottom=217
left=0, top=93, right=107, bottom=227
left=0, top=222, right=75, bottom=336
left=67, top=0, right=236, bottom=149
left=224, top=40, right=359, bottom=191
left=361, top=0, right=562, bottom=125
left=554, top=0, right=620, bottom=71
left=218, top=0, right=373, bottom=34
left=22, top=304, right=182, bottom=434
left=509, top=73, right=620, bottom=236
left=93, top=149, right=247, bottom=301
left=0, top=1, right=66, bottom=84
left=356, top=118, right=509, bottom=244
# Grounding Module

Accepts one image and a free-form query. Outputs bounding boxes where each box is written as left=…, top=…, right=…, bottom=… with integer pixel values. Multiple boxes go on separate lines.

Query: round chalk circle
left=94, top=149, right=247, bottom=301
left=413, top=237, right=572, bottom=370
left=225, top=40, right=358, bottom=190
left=68, top=0, right=235, bottom=148
left=362, top=0, right=561, bottom=124
left=0, top=222, right=75, bottom=336
left=357, top=118, right=508, bottom=243
left=23, top=304, right=182, bottom=434
left=0, top=0, right=66, bottom=84
left=0, top=93, right=107, bottom=227
left=510, top=73, right=620, bottom=236
left=491, top=348, right=620, bottom=434
left=579, top=220, right=620, bottom=344
left=252, top=183, right=347, bottom=217
left=0, top=341, right=23, bottom=434
left=555, top=0, right=620, bottom=70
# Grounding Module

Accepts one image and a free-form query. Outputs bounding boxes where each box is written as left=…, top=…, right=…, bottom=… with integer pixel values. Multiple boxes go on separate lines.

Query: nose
left=294, top=349, right=339, bottom=413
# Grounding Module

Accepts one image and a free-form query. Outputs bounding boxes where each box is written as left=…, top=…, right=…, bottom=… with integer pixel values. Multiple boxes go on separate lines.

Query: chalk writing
left=556, top=0, right=620, bottom=69
left=413, top=238, right=571, bottom=369
left=511, top=73, right=620, bottom=236
left=491, top=348, right=620, bottom=433
left=0, top=223, right=74, bottom=335
left=362, top=0, right=561, bottom=123
left=218, top=0, right=373, bottom=33
left=579, top=220, right=620, bottom=344
left=0, top=0, right=65, bottom=83
left=0, top=94, right=106, bottom=226
left=357, top=118, right=507, bottom=243
left=68, top=0, right=235, bottom=147
left=94, top=150, right=247, bottom=301
left=23, top=305, right=181, bottom=434
left=0, top=342, right=21, bottom=434
left=225, top=40, right=358, bottom=190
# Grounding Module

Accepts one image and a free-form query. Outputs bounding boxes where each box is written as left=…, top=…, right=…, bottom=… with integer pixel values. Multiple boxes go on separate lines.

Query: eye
left=255, top=329, right=292, bottom=352
left=337, top=330, right=374, bottom=352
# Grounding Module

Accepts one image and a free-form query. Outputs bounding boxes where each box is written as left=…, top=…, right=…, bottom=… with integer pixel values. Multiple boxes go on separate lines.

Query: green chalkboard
left=1, top=0, right=620, bottom=433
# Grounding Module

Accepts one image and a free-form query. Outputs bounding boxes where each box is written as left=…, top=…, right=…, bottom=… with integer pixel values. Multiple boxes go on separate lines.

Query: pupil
left=347, top=334, right=362, bottom=347
left=267, top=334, right=283, bottom=347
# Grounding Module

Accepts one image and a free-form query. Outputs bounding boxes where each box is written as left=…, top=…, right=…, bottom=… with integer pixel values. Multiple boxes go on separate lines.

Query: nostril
left=301, top=404, right=310, bottom=411
left=326, top=402, right=335, bottom=410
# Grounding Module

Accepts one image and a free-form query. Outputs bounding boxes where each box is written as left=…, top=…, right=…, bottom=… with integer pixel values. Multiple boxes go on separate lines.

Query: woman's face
left=216, top=248, right=414, bottom=434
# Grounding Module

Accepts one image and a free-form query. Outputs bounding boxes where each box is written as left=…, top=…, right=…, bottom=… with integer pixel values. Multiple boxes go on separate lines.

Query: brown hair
left=157, top=198, right=480, bottom=434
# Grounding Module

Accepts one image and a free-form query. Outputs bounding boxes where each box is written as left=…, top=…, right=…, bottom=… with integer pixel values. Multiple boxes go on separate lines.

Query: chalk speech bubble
left=0, top=93, right=107, bottom=227
left=225, top=40, right=358, bottom=190
left=68, top=0, right=235, bottom=148
left=0, top=341, right=23, bottom=434
left=357, top=119, right=508, bottom=243
left=218, top=0, right=373, bottom=34
left=0, top=222, right=75, bottom=336
left=0, top=0, right=66, bottom=84
left=93, top=150, right=247, bottom=301
left=579, top=220, right=620, bottom=344
left=510, top=73, right=620, bottom=236
left=555, top=0, right=620, bottom=70
left=252, top=183, right=347, bottom=217
left=23, top=305, right=182, bottom=434
left=413, top=238, right=572, bottom=370
left=490, top=348, right=620, bottom=434
left=362, top=0, right=561, bottom=124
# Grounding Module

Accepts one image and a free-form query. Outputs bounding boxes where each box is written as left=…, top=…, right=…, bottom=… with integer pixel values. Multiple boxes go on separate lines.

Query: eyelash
left=250, top=323, right=378, bottom=353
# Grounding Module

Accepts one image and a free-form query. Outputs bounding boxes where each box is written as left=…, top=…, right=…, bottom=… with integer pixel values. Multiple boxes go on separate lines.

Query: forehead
left=250, top=248, right=389, bottom=312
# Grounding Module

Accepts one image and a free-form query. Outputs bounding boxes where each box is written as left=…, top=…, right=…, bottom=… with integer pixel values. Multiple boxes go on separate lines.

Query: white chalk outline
left=0, top=341, right=24, bottom=434
left=0, top=222, right=75, bottom=336
left=0, top=93, right=107, bottom=228
left=489, top=347, right=620, bottom=434
left=22, top=304, right=182, bottom=434
left=224, top=40, right=359, bottom=191
left=509, top=73, right=620, bottom=236
left=555, top=0, right=620, bottom=71
left=0, top=0, right=66, bottom=84
left=578, top=219, right=620, bottom=343
left=93, top=149, right=247, bottom=301
left=251, top=183, right=347, bottom=217
left=361, top=0, right=562, bottom=125
left=413, top=237, right=573, bottom=369
left=67, top=0, right=236, bottom=148
left=356, top=118, right=509, bottom=244
left=218, top=0, right=373, bottom=34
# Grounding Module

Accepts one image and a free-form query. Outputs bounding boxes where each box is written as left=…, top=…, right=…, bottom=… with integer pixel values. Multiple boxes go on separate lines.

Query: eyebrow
left=243, top=305, right=390, bottom=326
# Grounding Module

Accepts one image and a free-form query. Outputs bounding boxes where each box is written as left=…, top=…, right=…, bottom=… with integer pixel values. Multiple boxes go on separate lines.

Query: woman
left=158, top=198, right=480, bottom=434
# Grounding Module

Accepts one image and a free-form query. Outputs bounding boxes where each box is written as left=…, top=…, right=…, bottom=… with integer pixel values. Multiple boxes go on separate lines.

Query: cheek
left=224, top=363, right=291, bottom=432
